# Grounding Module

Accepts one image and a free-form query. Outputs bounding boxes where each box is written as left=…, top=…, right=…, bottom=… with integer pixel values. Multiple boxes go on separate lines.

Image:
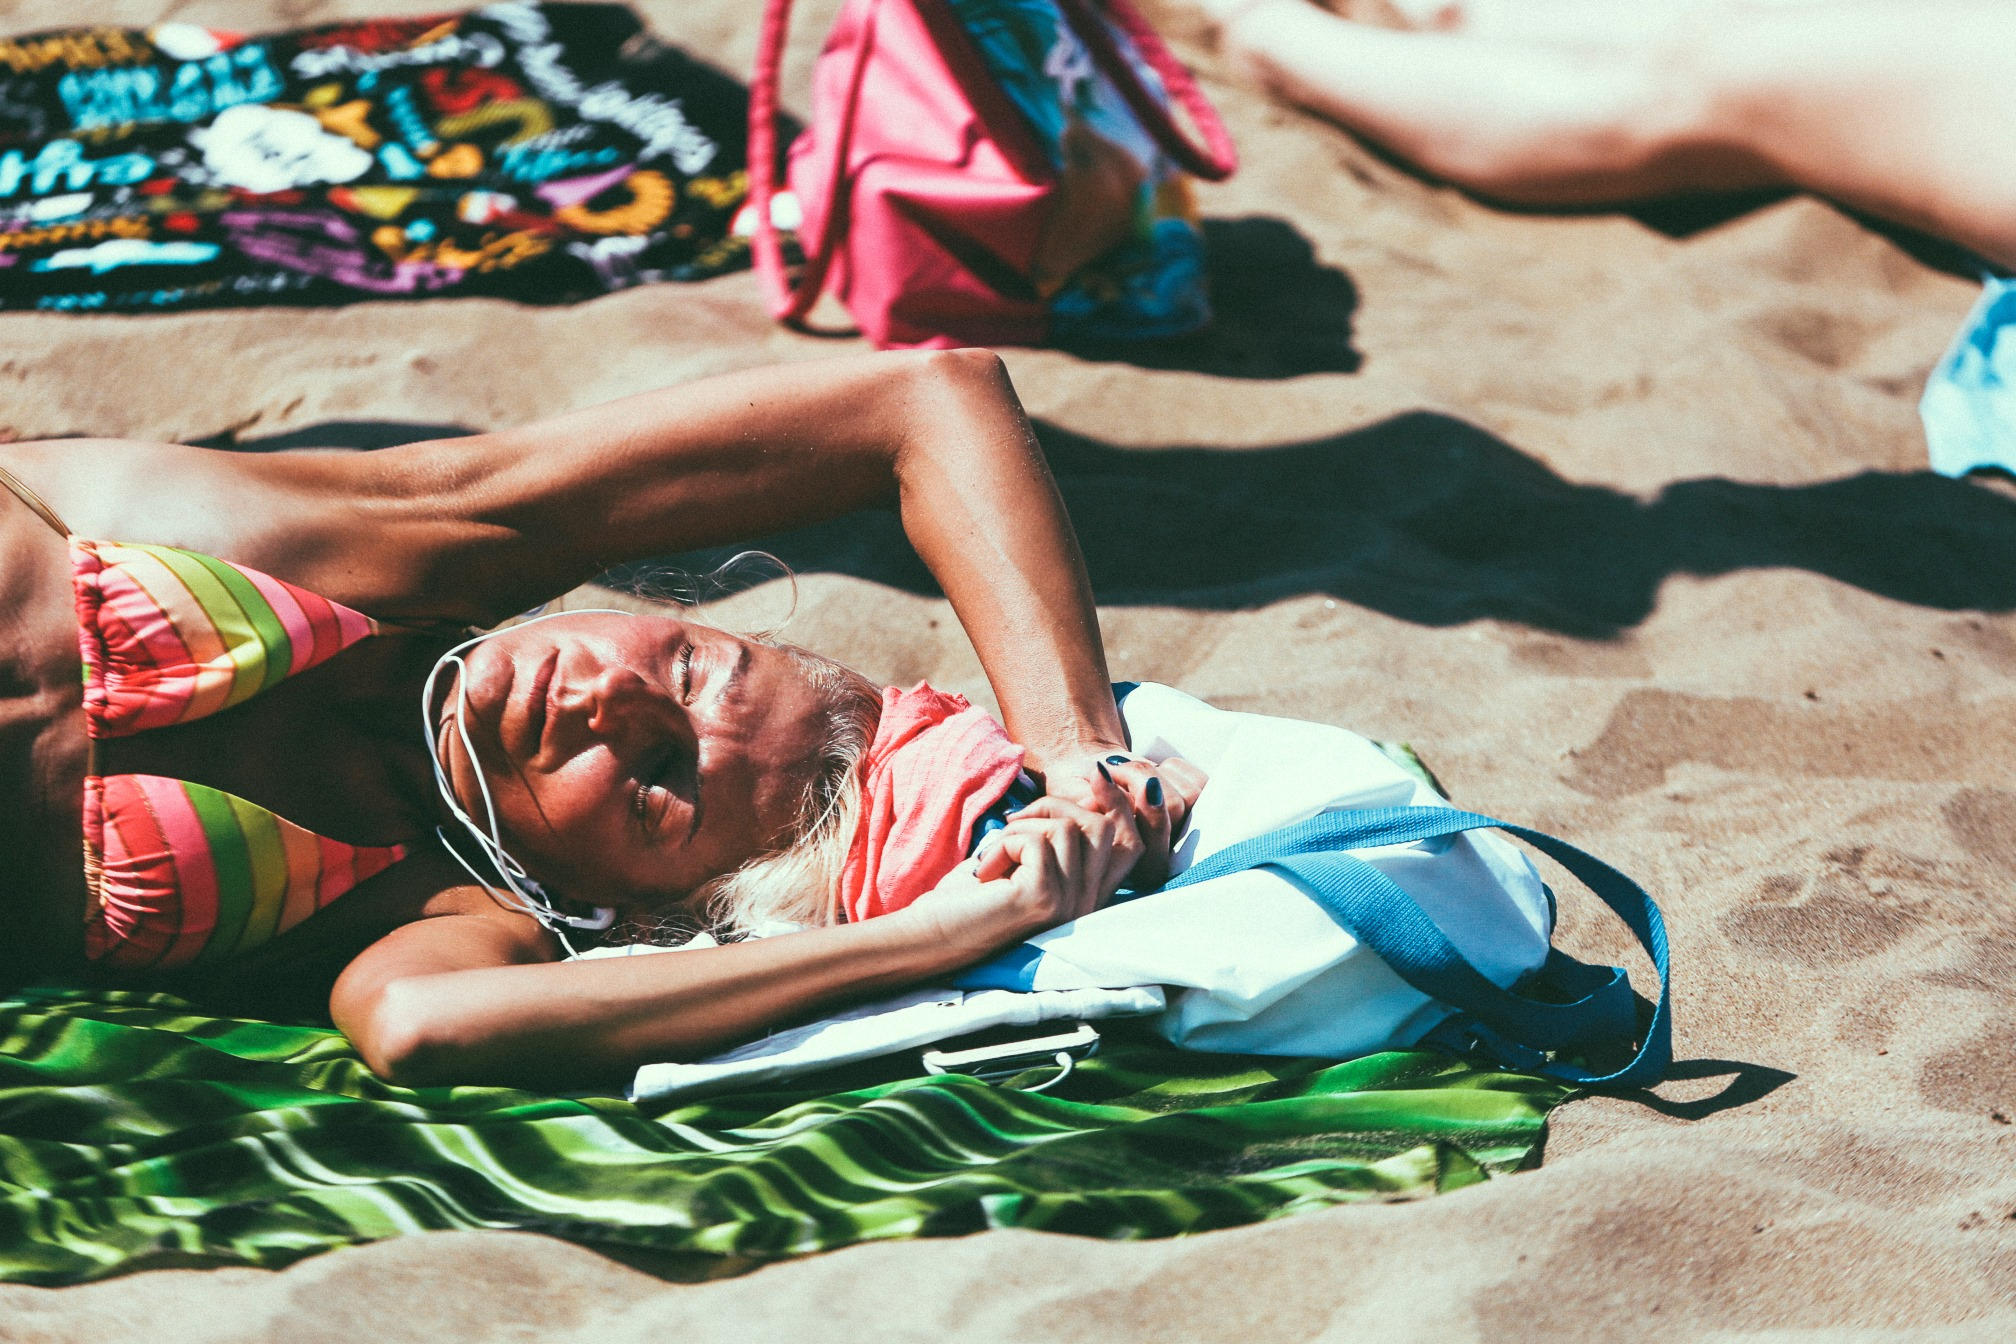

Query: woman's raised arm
left=391, top=348, right=1131, bottom=774
left=4, top=351, right=1130, bottom=772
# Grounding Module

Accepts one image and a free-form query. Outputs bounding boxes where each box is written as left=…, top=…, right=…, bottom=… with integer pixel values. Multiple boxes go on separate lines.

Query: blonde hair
left=687, top=643, right=882, bottom=937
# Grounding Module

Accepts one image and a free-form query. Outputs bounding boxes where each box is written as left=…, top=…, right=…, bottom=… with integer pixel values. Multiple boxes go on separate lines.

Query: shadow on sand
left=1058, top=215, right=1362, bottom=379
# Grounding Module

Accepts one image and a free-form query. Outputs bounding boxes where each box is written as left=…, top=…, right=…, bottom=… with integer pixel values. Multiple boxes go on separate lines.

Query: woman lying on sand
left=1193, top=0, right=2016, bottom=271
left=0, top=350, right=1196, bottom=1090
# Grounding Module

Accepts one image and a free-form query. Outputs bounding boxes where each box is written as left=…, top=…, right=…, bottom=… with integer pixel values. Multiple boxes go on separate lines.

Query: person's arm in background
left=1203, top=0, right=2016, bottom=268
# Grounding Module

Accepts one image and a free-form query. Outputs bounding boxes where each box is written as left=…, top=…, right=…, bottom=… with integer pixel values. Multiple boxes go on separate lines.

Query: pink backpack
left=749, top=0, right=1238, bottom=349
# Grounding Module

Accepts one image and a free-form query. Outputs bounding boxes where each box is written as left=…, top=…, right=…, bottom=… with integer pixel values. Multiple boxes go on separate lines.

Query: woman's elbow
left=343, top=977, right=464, bottom=1088
left=890, top=347, right=1024, bottom=463
left=886, top=345, right=1007, bottom=404
left=924, top=347, right=1012, bottom=404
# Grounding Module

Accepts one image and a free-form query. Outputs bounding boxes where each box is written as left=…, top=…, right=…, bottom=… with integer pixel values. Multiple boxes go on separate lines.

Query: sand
left=2, top=0, right=2013, bottom=1338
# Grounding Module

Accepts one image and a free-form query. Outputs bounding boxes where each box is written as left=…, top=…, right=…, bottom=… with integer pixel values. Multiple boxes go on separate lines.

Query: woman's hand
left=902, top=795, right=1141, bottom=959
left=1039, top=751, right=1209, bottom=890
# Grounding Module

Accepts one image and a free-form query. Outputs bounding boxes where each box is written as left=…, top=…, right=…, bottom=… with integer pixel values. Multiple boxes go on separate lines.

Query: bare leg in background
left=1194, top=0, right=2016, bottom=267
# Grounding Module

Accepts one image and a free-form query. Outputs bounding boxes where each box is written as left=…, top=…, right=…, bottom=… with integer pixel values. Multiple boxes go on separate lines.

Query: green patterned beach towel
left=0, top=986, right=1569, bottom=1284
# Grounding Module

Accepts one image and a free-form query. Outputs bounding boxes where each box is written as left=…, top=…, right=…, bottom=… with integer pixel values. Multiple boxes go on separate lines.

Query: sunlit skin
left=436, top=613, right=832, bottom=908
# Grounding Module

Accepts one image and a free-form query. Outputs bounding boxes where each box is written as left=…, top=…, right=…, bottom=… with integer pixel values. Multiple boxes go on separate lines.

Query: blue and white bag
left=956, top=683, right=1670, bottom=1087
left=1921, top=275, right=2016, bottom=479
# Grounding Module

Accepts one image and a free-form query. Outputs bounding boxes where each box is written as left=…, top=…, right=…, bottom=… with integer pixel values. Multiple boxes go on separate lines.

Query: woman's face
left=434, top=612, right=833, bottom=907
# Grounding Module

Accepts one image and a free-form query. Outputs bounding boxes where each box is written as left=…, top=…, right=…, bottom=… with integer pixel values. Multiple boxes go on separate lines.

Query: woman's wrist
left=1021, top=728, right=1131, bottom=782
left=879, top=863, right=1044, bottom=969
left=870, top=899, right=1001, bottom=974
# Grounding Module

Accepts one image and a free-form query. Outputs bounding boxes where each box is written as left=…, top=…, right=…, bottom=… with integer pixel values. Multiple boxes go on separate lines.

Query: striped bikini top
left=1, top=464, right=410, bottom=972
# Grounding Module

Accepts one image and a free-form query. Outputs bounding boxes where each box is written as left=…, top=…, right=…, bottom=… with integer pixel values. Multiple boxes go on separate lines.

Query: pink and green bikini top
left=2, top=464, right=411, bottom=972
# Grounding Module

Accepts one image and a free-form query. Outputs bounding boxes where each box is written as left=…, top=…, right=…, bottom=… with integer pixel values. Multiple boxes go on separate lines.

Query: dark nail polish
left=1105, top=754, right=1130, bottom=766
left=1145, top=777, right=1163, bottom=806
left=1096, top=762, right=1113, bottom=783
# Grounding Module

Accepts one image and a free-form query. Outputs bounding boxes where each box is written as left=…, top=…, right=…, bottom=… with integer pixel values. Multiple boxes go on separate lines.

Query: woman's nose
left=577, top=665, right=675, bottom=744
left=580, top=664, right=697, bottom=757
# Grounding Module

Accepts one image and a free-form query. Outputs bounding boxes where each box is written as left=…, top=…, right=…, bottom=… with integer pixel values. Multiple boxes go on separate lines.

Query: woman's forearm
left=341, top=906, right=992, bottom=1091
left=333, top=768, right=1126, bottom=1092
left=887, top=351, right=1126, bottom=772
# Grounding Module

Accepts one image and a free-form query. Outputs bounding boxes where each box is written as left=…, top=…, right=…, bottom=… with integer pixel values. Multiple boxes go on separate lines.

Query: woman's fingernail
left=1105, top=754, right=1130, bottom=766
left=1096, top=762, right=1113, bottom=783
left=1145, top=778, right=1163, bottom=806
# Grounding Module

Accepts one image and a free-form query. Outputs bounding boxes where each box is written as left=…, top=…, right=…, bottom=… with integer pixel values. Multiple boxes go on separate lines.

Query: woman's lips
left=515, top=647, right=559, bottom=763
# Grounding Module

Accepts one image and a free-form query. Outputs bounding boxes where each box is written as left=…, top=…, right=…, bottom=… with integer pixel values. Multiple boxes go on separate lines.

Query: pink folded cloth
left=839, top=682, right=1026, bottom=923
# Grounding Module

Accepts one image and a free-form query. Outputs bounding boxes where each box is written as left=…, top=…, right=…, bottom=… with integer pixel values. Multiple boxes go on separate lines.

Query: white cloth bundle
left=954, top=683, right=1556, bottom=1059
left=628, top=967, right=1161, bottom=1103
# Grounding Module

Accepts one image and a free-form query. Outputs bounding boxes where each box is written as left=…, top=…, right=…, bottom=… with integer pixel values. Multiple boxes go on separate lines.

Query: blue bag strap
left=1244, top=850, right=1636, bottom=1052
left=1164, top=806, right=1671, bottom=1088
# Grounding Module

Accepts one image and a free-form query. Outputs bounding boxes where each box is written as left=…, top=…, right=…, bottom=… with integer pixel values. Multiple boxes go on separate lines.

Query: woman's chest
left=88, top=635, right=447, bottom=847
left=1, top=513, right=450, bottom=974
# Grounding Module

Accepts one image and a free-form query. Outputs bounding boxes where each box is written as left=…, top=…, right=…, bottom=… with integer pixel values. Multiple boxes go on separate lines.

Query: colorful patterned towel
left=0, top=4, right=751, bottom=312
left=0, top=986, right=1570, bottom=1284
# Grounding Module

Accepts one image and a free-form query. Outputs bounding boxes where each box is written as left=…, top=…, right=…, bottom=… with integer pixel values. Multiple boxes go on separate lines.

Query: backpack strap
left=1053, top=0, right=1238, bottom=181
left=1164, top=806, right=1672, bottom=1088
left=748, top=0, right=865, bottom=324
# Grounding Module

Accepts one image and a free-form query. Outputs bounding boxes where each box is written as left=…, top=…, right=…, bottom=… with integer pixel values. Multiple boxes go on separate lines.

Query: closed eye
left=633, top=746, right=681, bottom=827
left=632, top=646, right=699, bottom=832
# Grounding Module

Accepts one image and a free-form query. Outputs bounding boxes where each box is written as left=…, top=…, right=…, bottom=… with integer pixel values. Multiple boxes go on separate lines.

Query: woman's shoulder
left=0, top=437, right=496, bottom=625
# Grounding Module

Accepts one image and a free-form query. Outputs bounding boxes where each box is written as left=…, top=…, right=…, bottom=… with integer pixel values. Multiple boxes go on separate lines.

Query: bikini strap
left=0, top=461, right=73, bottom=538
